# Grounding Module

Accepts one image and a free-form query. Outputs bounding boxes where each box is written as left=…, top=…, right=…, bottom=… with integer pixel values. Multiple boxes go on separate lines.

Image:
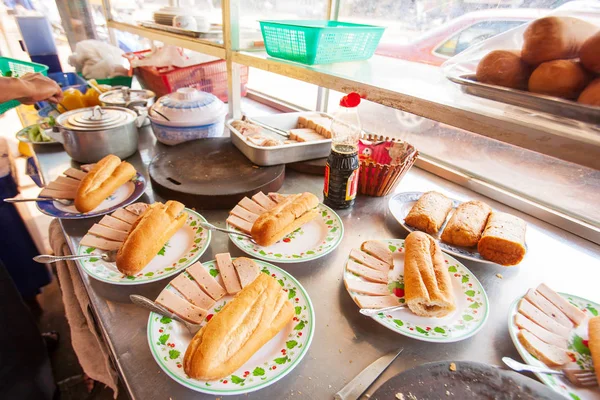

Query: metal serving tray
left=228, top=112, right=332, bottom=166
left=448, top=74, right=600, bottom=124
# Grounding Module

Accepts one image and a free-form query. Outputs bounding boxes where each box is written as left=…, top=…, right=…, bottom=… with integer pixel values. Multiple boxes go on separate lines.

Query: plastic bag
left=442, top=0, right=600, bottom=79
left=68, top=40, right=129, bottom=79
left=128, top=46, right=218, bottom=69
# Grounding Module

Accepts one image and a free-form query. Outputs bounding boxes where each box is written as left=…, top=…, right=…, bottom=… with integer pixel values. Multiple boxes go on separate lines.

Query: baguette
left=589, top=317, right=600, bottom=384
left=578, top=78, right=600, bottom=107
left=528, top=60, right=590, bottom=100
left=74, top=155, right=136, bottom=213
left=522, top=17, right=599, bottom=65
left=251, top=192, right=319, bottom=247
left=441, top=200, right=491, bottom=247
left=476, top=50, right=532, bottom=90
left=404, top=191, right=453, bottom=234
left=404, top=231, right=455, bottom=318
left=116, top=201, right=186, bottom=275
left=580, top=31, right=600, bottom=74
left=183, top=273, right=294, bottom=380
left=478, top=212, right=526, bottom=266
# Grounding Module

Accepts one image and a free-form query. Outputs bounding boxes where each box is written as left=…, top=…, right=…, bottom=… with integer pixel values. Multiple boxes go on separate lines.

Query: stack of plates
left=153, top=6, right=211, bottom=27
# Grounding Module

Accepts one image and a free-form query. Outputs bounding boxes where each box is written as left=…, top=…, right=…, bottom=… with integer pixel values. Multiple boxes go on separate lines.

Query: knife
left=334, top=348, right=403, bottom=400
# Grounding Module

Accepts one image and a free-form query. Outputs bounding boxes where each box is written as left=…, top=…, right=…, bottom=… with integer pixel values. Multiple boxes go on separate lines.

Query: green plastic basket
left=259, top=20, right=385, bottom=65
left=0, top=57, right=48, bottom=114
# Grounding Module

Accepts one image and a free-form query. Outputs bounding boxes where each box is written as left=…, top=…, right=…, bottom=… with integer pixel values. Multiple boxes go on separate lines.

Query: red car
left=376, top=9, right=547, bottom=66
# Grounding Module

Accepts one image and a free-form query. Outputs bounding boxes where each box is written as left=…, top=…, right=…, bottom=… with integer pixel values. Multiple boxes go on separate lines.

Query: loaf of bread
left=441, top=200, right=491, bottom=247
left=522, top=17, right=598, bottom=65
left=580, top=31, right=600, bottom=73
left=404, top=191, right=453, bottom=234
left=528, top=60, right=590, bottom=99
left=251, top=192, right=319, bottom=247
left=404, top=231, right=455, bottom=318
left=116, top=201, right=186, bottom=275
left=589, top=317, right=600, bottom=384
left=74, top=154, right=136, bottom=213
left=578, top=78, right=600, bottom=107
left=478, top=212, right=527, bottom=266
left=183, top=273, right=294, bottom=380
left=476, top=50, right=532, bottom=90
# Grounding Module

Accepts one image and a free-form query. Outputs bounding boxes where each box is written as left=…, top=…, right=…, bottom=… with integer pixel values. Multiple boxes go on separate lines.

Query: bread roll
left=478, top=212, right=526, bottom=266
left=184, top=273, right=293, bottom=380
left=589, top=317, right=600, bottom=384
left=578, top=78, right=600, bottom=107
left=476, top=50, right=532, bottom=90
left=441, top=201, right=491, bottom=247
left=580, top=31, right=600, bottom=73
left=522, top=17, right=598, bottom=65
left=74, top=154, right=136, bottom=213
left=528, top=60, right=590, bottom=99
left=404, top=231, right=455, bottom=318
left=116, top=201, right=186, bottom=275
left=251, top=192, right=319, bottom=247
left=404, top=191, right=453, bottom=234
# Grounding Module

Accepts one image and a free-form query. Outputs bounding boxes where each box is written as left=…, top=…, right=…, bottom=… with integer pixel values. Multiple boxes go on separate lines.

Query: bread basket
left=357, top=133, right=418, bottom=197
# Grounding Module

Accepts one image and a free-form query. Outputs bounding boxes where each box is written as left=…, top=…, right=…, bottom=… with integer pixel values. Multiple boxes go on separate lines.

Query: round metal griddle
left=149, top=138, right=285, bottom=209
left=370, top=361, right=562, bottom=400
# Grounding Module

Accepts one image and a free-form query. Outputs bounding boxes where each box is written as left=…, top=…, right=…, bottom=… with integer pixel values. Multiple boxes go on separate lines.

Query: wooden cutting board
left=149, top=138, right=285, bottom=209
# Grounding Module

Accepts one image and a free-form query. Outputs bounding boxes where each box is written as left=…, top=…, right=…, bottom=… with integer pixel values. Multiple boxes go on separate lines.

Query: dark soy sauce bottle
left=323, top=92, right=361, bottom=209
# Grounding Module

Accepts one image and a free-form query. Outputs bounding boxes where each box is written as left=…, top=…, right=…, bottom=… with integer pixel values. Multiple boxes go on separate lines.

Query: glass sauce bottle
left=323, top=92, right=361, bottom=209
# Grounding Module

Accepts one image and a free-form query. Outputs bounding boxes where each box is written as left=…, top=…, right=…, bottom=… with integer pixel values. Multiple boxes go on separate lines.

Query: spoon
left=150, top=108, right=170, bottom=121
left=198, top=221, right=256, bottom=242
left=33, top=250, right=118, bottom=264
left=4, top=197, right=74, bottom=206
left=130, top=294, right=201, bottom=334
left=359, top=304, right=406, bottom=317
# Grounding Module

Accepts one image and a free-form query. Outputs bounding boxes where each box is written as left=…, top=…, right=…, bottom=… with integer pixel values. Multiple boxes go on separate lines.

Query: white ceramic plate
left=227, top=204, right=344, bottom=263
left=77, top=208, right=210, bottom=284
left=388, top=191, right=527, bottom=265
left=147, top=259, right=315, bottom=395
left=508, top=292, right=600, bottom=400
left=343, top=239, right=489, bottom=343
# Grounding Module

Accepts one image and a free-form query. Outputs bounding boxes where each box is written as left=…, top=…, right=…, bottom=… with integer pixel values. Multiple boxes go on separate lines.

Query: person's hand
left=16, top=73, right=63, bottom=105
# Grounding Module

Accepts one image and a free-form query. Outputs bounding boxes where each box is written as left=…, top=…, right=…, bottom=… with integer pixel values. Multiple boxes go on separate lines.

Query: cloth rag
left=49, top=219, right=119, bottom=398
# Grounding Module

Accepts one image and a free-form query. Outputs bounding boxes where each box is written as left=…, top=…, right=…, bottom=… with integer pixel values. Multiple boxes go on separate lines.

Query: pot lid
left=57, top=106, right=137, bottom=131
left=99, top=88, right=155, bottom=105
left=150, top=88, right=226, bottom=126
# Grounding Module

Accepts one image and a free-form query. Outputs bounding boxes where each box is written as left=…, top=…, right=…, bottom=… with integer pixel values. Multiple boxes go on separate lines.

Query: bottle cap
left=340, top=92, right=361, bottom=108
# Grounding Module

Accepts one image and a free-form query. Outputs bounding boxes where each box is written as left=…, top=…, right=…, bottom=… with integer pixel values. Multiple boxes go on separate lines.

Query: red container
left=126, top=50, right=248, bottom=102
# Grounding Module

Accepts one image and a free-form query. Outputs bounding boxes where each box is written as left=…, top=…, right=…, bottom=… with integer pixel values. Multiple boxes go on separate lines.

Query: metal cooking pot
left=99, top=87, right=155, bottom=109
left=54, top=106, right=143, bottom=163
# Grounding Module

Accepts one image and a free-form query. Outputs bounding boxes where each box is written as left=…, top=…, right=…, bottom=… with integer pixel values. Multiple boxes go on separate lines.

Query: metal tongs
left=242, top=115, right=289, bottom=138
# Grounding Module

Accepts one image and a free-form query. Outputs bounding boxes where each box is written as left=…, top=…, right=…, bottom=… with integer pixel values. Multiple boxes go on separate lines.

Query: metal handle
left=34, top=254, right=95, bottom=263
left=199, top=221, right=253, bottom=239
left=360, top=305, right=406, bottom=317
left=130, top=294, right=188, bottom=326
left=4, top=197, right=55, bottom=203
left=89, top=105, right=105, bottom=120
left=502, top=357, right=562, bottom=375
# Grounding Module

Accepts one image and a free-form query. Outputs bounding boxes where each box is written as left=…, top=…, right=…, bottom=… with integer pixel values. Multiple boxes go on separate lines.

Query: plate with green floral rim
left=343, top=238, right=489, bottom=343
left=227, top=203, right=344, bottom=263
left=77, top=208, right=211, bottom=285
left=508, top=292, right=600, bottom=400
left=147, top=258, right=315, bottom=395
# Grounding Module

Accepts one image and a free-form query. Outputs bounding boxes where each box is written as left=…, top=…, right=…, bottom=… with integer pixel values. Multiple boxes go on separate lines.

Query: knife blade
left=334, top=348, right=403, bottom=400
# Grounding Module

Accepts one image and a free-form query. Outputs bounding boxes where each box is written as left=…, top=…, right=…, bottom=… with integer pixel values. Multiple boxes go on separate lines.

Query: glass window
left=434, top=20, right=527, bottom=57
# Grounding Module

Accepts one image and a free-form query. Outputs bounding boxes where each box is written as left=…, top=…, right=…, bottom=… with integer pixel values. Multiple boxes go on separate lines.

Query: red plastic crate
left=127, top=50, right=248, bottom=102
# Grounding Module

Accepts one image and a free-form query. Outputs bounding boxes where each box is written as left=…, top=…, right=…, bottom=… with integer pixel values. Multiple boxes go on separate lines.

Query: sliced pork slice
left=354, top=295, right=399, bottom=309
left=345, top=279, right=389, bottom=296
left=518, top=299, right=571, bottom=338
left=170, top=274, right=216, bottom=310
left=514, top=313, right=569, bottom=349
left=537, top=283, right=586, bottom=326
left=349, top=249, right=391, bottom=273
left=215, top=253, right=242, bottom=295
left=517, top=329, right=572, bottom=367
left=346, top=259, right=388, bottom=284
left=186, top=262, right=226, bottom=301
left=156, top=289, right=207, bottom=324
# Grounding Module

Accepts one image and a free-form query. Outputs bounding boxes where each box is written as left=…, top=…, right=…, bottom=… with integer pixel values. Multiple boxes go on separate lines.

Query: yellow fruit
left=18, top=141, right=33, bottom=157
left=59, top=88, right=86, bottom=112
left=83, top=88, right=102, bottom=107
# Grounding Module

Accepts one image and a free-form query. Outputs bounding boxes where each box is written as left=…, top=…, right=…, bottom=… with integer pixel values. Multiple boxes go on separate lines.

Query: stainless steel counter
left=34, top=126, right=600, bottom=400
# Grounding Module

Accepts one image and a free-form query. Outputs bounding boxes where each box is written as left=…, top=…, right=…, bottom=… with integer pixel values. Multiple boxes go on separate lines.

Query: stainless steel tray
left=228, top=112, right=332, bottom=166
left=448, top=74, right=600, bottom=124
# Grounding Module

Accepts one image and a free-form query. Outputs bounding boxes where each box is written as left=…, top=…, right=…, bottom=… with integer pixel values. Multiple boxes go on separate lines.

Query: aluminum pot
left=54, top=106, right=142, bottom=163
left=99, top=87, right=155, bottom=108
